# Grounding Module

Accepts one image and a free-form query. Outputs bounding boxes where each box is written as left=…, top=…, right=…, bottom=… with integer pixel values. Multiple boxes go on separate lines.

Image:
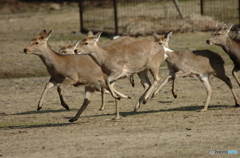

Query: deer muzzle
left=23, top=48, right=29, bottom=53
left=206, top=40, right=212, bottom=45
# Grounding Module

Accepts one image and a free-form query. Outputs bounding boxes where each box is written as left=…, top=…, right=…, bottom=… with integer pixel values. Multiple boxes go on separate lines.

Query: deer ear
left=87, top=31, right=94, bottom=37
left=73, top=40, right=80, bottom=49
left=225, top=23, right=233, bottom=33
left=216, top=22, right=224, bottom=29
left=67, top=40, right=73, bottom=45
left=93, top=32, right=102, bottom=42
left=165, top=31, right=173, bottom=41
left=151, top=31, right=159, bottom=41
left=44, top=30, right=52, bottom=41
left=39, top=30, right=47, bottom=36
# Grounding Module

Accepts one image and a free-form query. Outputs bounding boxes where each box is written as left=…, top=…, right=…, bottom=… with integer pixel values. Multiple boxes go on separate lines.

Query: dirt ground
left=0, top=2, right=240, bottom=158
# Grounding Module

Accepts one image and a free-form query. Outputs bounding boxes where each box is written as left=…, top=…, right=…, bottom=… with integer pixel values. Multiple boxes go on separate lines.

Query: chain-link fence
left=79, top=0, right=239, bottom=36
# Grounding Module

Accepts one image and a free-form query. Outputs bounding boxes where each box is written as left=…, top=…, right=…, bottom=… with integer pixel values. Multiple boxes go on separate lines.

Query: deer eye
left=217, top=33, right=221, bottom=35
left=84, top=43, right=88, bottom=45
left=35, top=42, right=39, bottom=45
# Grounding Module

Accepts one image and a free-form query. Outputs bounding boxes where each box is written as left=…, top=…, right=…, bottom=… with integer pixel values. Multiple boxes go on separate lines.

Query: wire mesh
left=80, top=0, right=239, bottom=36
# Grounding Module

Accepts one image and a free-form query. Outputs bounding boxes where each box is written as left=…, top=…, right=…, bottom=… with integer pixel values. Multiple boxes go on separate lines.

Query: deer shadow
left=119, top=104, right=230, bottom=117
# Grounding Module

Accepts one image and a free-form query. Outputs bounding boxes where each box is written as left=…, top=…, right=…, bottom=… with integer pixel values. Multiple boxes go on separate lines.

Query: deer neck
left=222, top=37, right=240, bottom=59
left=87, top=46, right=107, bottom=67
left=38, top=43, right=60, bottom=72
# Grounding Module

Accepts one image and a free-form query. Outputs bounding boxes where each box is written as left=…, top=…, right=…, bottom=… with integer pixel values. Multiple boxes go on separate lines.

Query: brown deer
left=207, top=23, right=240, bottom=89
left=58, top=39, right=110, bottom=111
left=151, top=31, right=240, bottom=111
left=74, top=32, right=166, bottom=114
left=59, top=35, right=136, bottom=87
left=23, top=30, right=119, bottom=122
left=58, top=36, right=137, bottom=111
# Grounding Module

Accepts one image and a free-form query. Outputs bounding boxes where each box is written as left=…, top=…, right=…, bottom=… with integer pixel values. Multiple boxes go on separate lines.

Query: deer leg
left=69, top=87, right=95, bottom=122
left=171, top=71, right=190, bottom=98
left=99, top=86, right=105, bottom=111
left=216, top=74, right=240, bottom=107
left=232, top=66, right=240, bottom=86
left=112, top=98, right=120, bottom=120
left=102, top=83, right=121, bottom=119
left=106, top=73, right=131, bottom=100
left=57, top=79, right=74, bottom=110
left=134, top=71, right=151, bottom=112
left=37, top=78, right=58, bottom=111
left=199, top=75, right=212, bottom=112
left=152, top=74, right=173, bottom=98
left=129, top=74, right=135, bottom=87
left=171, top=73, right=178, bottom=98
left=143, top=69, right=160, bottom=104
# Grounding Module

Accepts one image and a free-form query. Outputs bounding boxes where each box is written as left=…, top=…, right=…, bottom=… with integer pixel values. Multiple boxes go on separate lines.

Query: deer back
left=75, top=33, right=165, bottom=75
left=24, top=30, right=106, bottom=86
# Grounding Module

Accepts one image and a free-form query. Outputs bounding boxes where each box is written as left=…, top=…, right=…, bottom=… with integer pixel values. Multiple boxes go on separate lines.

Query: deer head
left=206, top=23, right=233, bottom=46
left=74, top=32, right=102, bottom=55
left=23, top=30, right=52, bottom=55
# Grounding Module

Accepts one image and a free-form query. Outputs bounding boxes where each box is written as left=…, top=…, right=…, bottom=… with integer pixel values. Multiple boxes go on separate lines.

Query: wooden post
left=173, top=0, right=184, bottom=19
left=79, top=0, right=84, bottom=32
left=200, top=0, right=204, bottom=15
left=113, top=0, right=118, bottom=35
left=239, top=0, right=240, bottom=25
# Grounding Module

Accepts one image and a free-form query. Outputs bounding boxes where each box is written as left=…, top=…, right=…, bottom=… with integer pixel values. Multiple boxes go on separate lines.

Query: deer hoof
left=65, top=106, right=70, bottom=110
left=128, top=96, right=131, bottom=99
left=69, top=118, right=78, bottom=122
left=134, top=108, right=138, bottom=112
left=37, top=107, right=42, bottom=111
left=99, top=108, right=104, bottom=111
left=174, top=95, right=177, bottom=98
left=112, top=116, right=120, bottom=120
left=151, top=94, right=156, bottom=98
left=143, top=98, right=148, bottom=104
left=235, top=104, right=240, bottom=107
left=198, top=109, right=207, bottom=112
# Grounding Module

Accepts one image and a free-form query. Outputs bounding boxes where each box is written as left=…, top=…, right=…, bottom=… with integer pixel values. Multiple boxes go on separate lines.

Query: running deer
left=23, top=30, right=118, bottom=122
left=58, top=39, right=109, bottom=111
left=151, top=31, right=240, bottom=111
left=58, top=35, right=137, bottom=111
left=59, top=35, right=136, bottom=87
left=207, top=23, right=240, bottom=88
left=74, top=32, right=165, bottom=115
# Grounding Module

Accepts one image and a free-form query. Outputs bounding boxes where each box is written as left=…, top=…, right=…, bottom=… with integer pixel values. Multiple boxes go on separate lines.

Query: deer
left=74, top=32, right=166, bottom=115
left=151, top=31, right=240, bottom=111
left=207, top=23, right=240, bottom=91
left=58, top=39, right=110, bottom=111
left=58, top=35, right=138, bottom=111
left=59, top=34, right=136, bottom=88
left=23, top=30, right=120, bottom=122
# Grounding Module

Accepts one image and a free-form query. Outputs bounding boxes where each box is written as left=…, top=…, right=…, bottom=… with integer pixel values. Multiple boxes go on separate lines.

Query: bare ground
left=0, top=2, right=240, bottom=158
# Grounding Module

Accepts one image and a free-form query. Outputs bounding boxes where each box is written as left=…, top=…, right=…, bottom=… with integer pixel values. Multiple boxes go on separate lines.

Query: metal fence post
left=79, top=0, right=84, bottom=32
left=200, top=0, right=204, bottom=15
left=239, top=0, right=240, bottom=25
left=113, top=0, right=118, bottom=35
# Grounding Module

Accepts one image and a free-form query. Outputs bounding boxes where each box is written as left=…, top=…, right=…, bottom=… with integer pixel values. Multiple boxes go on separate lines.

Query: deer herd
left=23, top=22, right=240, bottom=122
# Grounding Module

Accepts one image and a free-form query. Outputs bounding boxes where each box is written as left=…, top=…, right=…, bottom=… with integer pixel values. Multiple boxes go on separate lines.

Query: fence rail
left=79, top=0, right=240, bottom=36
